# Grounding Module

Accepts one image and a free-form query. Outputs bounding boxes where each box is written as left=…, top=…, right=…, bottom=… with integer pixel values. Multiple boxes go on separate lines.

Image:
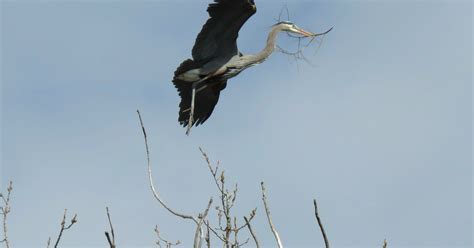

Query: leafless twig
left=205, top=220, right=211, bottom=248
left=243, top=216, right=260, bottom=248
left=193, top=198, right=213, bottom=248
left=199, top=148, right=259, bottom=247
left=235, top=209, right=256, bottom=233
left=154, top=226, right=180, bottom=248
left=138, top=110, right=226, bottom=246
left=274, top=4, right=290, bottom=23
left=260, top=182, right=283, bottom=248
left=201, top=147, right=234, bottom=245
left=0, top=181, right=13, bottom=248
left=105, top=207, right=116, bottom=248
left=137, top=110, right=198, bottom=223
left=313, top=199, right=330, bottom=248
left=199, top=148, right=224, bottom=197
left=277, top=27, right=333, bottom=69
left=53, top=209, right=77, bottom=248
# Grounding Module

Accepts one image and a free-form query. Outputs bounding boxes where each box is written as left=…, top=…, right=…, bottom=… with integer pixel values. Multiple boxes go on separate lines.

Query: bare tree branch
left=138, top=110, right=385, bottom=248
left=313, top=199, right=330, bottom=248
left=205, top=221, right=211, bottom=248
left=193, top=198, right=213, bottom=248
left=105, top=207, right=116, bottom=248
left=243, top=216, right=260, bottom=248
left=53, top=209, right=77, bottom=248
left=137, top=110, right=198, bottom=223
left=199, top=147, right=249, bottom=247
left=260, top=182, right=283, bottom=248
left=203, top=218, right=226, bottom=243
left=1, top=181, right=13, bottom=248
left=199, top=148, right=223, bottom=194
left=154, top=225, right=180, bottom=248
left=137, top=110, right=226, bottom=245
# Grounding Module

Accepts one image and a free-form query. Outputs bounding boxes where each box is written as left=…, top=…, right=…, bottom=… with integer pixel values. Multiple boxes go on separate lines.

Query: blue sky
left=1, top=0, right=472, bottom=247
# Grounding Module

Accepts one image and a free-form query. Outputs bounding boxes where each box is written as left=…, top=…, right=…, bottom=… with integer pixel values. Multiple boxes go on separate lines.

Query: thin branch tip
left=261, top=182, right=283, bottom=248
left=105, top=207, right=116, bottom=248
left=52, top=209, right=78, bottom=248
left=313, top=199, right=330, bottom=248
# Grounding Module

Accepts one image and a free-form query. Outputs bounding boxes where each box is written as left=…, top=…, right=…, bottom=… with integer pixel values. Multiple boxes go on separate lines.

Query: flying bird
left=172, top=0, right=331, bottom=135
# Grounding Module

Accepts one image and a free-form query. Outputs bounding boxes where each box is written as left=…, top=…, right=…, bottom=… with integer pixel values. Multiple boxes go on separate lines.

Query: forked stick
left=53, top=209, right=77, bottom=248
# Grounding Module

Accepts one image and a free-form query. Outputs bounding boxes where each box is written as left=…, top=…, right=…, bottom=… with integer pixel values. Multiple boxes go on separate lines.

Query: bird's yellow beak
left=294, top=26, right=315, bottom=37
left=291, top=25, right=333, bottom=38
left=290, top=25, right=315, bottom=37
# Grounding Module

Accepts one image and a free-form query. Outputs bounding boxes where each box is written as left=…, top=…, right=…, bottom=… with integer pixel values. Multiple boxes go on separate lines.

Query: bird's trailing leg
left=185, top=75, right=213, bottom=135
left=186, top=85, right=197, bottom=135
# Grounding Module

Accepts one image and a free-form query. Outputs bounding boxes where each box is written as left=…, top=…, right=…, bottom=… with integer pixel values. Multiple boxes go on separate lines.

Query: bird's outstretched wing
left=192, top=0, right=257, bottom=63
left=173, top=59, right=227, bottom=127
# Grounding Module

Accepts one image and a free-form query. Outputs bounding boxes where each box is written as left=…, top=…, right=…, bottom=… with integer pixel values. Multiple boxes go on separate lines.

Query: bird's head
left=274, top=21, right=315, bottom=37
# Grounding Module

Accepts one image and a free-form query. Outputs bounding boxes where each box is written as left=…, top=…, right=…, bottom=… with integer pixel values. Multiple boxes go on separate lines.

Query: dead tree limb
left=260, top=182, right=283, bottom=248
left=53, top=209, right=77, bottom=248
left=105, top=207, right=116, bottom=248
left=313, top=199, right=330, bottom=248
left=0, top=181, right=13, bottom=248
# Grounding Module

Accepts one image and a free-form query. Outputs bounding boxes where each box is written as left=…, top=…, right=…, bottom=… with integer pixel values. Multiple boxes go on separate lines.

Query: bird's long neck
left=260, top=26, right=281, bottom=59
left=244, top=26, right=281, bottom=66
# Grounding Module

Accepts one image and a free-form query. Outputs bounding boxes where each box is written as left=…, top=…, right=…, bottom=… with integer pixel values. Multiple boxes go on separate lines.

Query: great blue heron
left=173, top=0, right=331, bottom=135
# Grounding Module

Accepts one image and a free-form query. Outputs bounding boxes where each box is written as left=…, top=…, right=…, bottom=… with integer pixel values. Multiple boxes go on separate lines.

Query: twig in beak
left=312, top=27, right=333, bottom=37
